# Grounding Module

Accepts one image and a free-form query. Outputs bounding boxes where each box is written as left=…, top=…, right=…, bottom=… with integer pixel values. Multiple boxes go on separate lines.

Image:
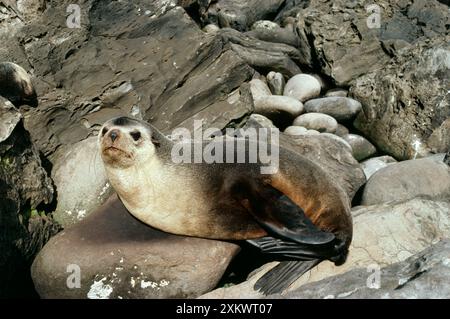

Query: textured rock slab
left=32, top=195, right=240, bottom=299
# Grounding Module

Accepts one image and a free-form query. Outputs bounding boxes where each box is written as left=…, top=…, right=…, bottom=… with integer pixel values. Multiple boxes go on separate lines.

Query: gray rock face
left=304, top=97, right=362, bottom=121
left=214, top=0, right=285, bottom=31
left=246, top=21, right=299, bottom=47
left=293, top=113, right=338, bottom=133
left=342, top=134, right=377, bottom=161
left=325, top=89, right=348, bottom=98
left=202, top=198, right=450, bottom=298
left=283, top=74, right=321, bottom=102
left=352, top=37, right=450, bottom=160
left=1, top=100, right=57, bottom=297
left=32, top=195, right=240, bottom=299
left=361, top=155, right=397, bottom=180
left=279, top=240, right=450, bottom=299
left=295, top=0, right=449, bottom=85
left=52, top=137, right=113, bottom=227
left=361, top=158, right=450, bottom=205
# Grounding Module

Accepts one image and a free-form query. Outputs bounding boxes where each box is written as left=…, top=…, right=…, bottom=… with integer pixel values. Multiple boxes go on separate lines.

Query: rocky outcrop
left=352, top=37, right=450, bottom=160
left=0, top=97, right=58, bottom=298
left=278, top=239, right=450, bottom=299
left=32, top=195, right=240, bottom=299
left=294, top=0, right=449, bottom=85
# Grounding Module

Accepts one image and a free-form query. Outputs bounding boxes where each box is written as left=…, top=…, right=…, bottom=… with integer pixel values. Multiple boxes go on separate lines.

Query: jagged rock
left=52, top=137, right=113, bottom=227
left=304, top=97, right=362, bottom=122
left=32, top=195, right=240, bottom=299
left=295, top=0, right=449, bottom=85
left=246, top=20, right=299, bottom=47
left=266, top=71, right=285, bottom=95
left=201, top=199, right=450, bottom=298
left=361, top=158, right=450, bottom=206
left=352, top=37, right=450, bottom=160
left=293, top=113, right=338, bottom=133
left=1, top=98, right=57, bottom=298
left=283, top=74, right=321, bottom=102
left=278, top=240, right=450, bottom=299
left=342, top=134, right=377, bottom=161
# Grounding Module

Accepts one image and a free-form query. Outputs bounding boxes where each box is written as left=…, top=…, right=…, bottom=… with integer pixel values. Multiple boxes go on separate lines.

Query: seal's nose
left=110, top=130, right=119, bottom=143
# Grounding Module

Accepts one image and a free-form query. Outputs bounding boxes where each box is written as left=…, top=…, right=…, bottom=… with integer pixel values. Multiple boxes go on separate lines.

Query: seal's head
left=0, top=62, right=38, bottom=107
left=99, top=116, right=160, bottom=169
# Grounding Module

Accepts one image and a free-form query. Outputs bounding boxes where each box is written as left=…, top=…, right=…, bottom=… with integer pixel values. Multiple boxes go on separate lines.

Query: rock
left=202, top=199, right=450, bottom=298
left=361, top=155, right=397, bottom=180
left=203, top=24, right=220, bottom=33
left=284, top=126, right=308, bottom=136
left=52, top=137, right=113, bottom=227
left=215, top=0, right=285, bottom=31
left=242, top=114, right=276, bottom=129
left=249, top=78, right=272, bottom=101
left=245, top=21, right=299, bottom=47
left=279, top=240, right=450, bottom=299
left=0, top=61, right=38, bottom=107
left=295, top=0, right=449, bottom=85
left=361, top=158, right=450, bottom=206
left=283, top=74, right=321, bottom=102
left=266, top=71, right=285, bottom=95
left=342, top=134, right=377, bottom=161
left=325, top=89, right=348, bottom=98
left=334, top=124, right=349, bottom=138
left=254, top=95, right=304, bottom=119
left=320, top=133, right=352, bottom=151
left=31, top=194, right=240, bottom=299
left=293, top=113, right=338, bottom=133
left=352, top=37, right=450, bottom=160
left=1, top=100, right=57, bottom=297
left=304, top=97, right=362, bottom=122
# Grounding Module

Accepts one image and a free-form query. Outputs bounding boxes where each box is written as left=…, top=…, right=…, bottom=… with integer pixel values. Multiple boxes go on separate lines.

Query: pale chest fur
left=105, top=159, right=213, bottom=236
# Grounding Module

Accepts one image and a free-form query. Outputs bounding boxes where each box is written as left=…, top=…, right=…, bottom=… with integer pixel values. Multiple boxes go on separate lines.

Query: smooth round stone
left=246, top=114, right=276, bottom=129
left=251, top=20, right=280, bottom=31
left=267, top=71, right=285, bottom=95
left=321, top=133, right=352, bottom=151
left=283, top=74, right=321, bottom=102
left=325, top=89, right=348, bottom=97
left=335, top=124, right=349, bottom=137
left=342, top=134, right=377, bottom=161
left=361, top=155, right=397, bottom=179
left=284, top=126, right=308, bottom=136
left=203, top=24, right=220, bottom=33
left=250, top=78, right=272, bottom=101
left=254, top=95, right=304, bottom=118
left=304, top=97, right=362, bottom=121
left=293, top=113, right=338, bottom=133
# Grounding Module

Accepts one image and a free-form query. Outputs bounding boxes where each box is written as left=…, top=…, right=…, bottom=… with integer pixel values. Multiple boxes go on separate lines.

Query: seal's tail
left=255, top=260, right=320, bottom=295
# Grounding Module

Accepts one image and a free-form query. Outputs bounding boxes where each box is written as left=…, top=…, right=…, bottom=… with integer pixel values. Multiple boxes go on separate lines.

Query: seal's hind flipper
left=231, top=179, right=335, bottom=245
left=254, top=260, right=320, bottom=295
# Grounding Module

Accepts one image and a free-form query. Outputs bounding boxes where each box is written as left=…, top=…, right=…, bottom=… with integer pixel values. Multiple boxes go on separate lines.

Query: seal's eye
left=101, top=127, right=108, bottom=136
left=130, top=131, right=141, bottom=141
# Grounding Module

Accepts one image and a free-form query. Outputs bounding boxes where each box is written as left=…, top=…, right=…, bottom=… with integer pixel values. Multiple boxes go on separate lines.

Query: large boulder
left=361, top=158, right=450, bottom=205
left=51, top=137, right=113, bottom=227
left=200, top=198, right=450, bottom=298
left=294, top=0, right=449, bottom=85
left=278, top=239, right=450, bottom=299
left=32, top=195, right=240, bottom=299
left=0, top=97, right=58, bottom=298
left=352, top=37, right=450, bottom=160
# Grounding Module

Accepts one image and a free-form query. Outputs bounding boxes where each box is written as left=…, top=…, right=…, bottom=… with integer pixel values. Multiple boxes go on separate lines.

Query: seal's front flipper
left=231, top=179, right=335, bottom=246
left=254, top=260, right=320, bottom=295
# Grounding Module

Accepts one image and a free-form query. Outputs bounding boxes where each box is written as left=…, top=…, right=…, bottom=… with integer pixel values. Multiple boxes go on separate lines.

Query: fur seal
left=98, top=116, right=353, bottom=294
left=0, top=62, right=38, bottom=107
